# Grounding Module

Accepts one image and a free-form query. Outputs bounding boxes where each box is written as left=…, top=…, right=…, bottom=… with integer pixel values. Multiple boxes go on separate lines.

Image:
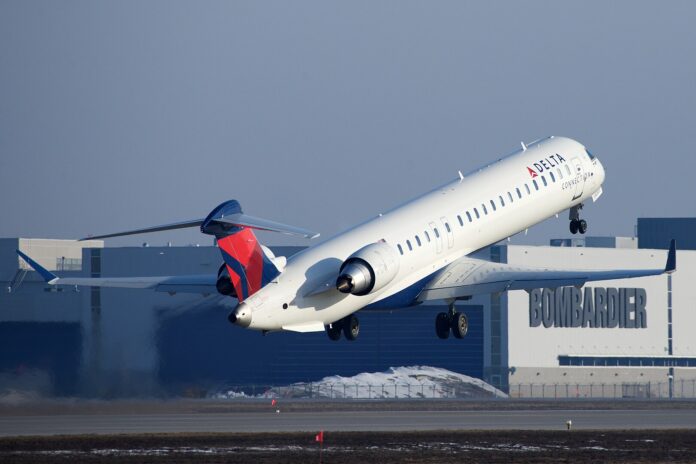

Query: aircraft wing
left=17, top=250, right=217, bottom=295
left=417, top=240, right=676, bottom=302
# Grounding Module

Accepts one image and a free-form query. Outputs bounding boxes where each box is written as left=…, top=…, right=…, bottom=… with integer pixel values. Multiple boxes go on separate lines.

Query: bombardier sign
left=529, top=287, right=647, bottom=329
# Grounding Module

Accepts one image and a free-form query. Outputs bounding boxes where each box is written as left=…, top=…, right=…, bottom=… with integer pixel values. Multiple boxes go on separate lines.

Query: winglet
left=16, top=250, right=59, bottom=284
left=665, top=239, right=676, bottom=274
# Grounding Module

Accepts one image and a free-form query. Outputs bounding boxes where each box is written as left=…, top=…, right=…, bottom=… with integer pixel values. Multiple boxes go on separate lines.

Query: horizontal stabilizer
left=80, top=219, right=202, bottom=241
left=80, top=199, right=319, bottom=241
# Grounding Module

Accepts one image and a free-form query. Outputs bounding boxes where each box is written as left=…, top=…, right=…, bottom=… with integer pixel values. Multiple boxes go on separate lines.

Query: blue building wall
left=157, top=304, right=484, bottom=392
left=638, top=218, right=696, bottom=250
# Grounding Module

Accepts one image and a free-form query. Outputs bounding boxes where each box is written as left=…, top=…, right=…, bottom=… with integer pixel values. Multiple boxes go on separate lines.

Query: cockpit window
left=586, top=148, right=596, bottom=160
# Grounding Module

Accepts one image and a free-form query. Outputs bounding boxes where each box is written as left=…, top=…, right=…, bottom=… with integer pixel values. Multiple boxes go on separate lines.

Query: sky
left=1, top=0, right=695, bottom=248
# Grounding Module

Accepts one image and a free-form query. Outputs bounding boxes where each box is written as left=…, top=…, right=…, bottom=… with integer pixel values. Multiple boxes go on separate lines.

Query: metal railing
left=211, top=380, right=696, bottom=400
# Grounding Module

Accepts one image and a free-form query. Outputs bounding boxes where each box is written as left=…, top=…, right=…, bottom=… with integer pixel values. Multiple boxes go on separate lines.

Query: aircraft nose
left=228, top=303, right=252, bottom=328
left=596, top=158, right=606, bottom=184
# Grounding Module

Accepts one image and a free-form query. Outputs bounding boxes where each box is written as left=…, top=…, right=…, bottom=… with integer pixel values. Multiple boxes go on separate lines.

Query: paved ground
left=2, top=408, right=696, bottom=437
left=3, top=430, right=696, bottom=464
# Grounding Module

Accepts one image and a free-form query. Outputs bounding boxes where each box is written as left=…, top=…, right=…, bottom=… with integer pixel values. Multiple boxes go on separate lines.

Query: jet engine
left=336, top=242, right=400, bottom=295
left=216, top=263, right=236, bottom=297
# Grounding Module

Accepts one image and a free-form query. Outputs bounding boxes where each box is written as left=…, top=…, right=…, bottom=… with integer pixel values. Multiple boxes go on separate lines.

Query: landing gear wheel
left=578, top=219, right=588, bottom=234
left=569, top=220, right=579, bottom=235
left=326, top=323, right=342, bottom=341
left=342, top=315, right=360, bottom=341
left=451, top=312, right=468, bottom=339
left=435, top=312, right=450, bottom=339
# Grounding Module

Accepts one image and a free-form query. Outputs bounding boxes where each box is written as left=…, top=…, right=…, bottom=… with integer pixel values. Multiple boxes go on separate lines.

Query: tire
left=578, top=219, right=588, bottom=234
left=451, top=312, right=468, bottom=339
left=569, top=220, right=579, bottom=234
left=435, top=312, right=450, bottom=339
left=326, top=323, right=342, bottom=341
left=342, top=315, right=360, bottom=341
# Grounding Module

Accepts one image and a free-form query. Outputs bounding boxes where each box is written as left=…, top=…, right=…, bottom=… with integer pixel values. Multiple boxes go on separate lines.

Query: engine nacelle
left=216, top=263, right=236, bottom=297
left=336, top=242, right=400, bottom=296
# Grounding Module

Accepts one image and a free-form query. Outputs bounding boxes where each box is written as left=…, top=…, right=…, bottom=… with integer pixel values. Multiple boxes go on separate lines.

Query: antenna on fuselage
left=521, top=141, right=527, bottom=151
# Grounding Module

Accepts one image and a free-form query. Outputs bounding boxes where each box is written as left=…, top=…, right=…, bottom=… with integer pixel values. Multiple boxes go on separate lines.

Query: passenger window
left=490, top=200, right=496, bottom=211
left=482, top=204, right=488, bottom=215
left=406, top=240, right=412, bottom=251
left=397, top=244, right=403, bottom=255
left=541, top=176, right=547, bottom=186
left=565, top=165, right=571, bottom=175
left=499, top=195, right=505, bottom=207
left=424, top=230, right=430, bottom=242
left=434, top=228, right=440, bottom=238
left=557, top=168, right=563, bottom=179
left=457, top=215, right=463, bottom=226
left=533, top=180, right=539, bottom=190
left=525, top=184, right=531, bottom=194
left=466, top=211, right=472, bottom=222
left=474, top=208, right=480, bottom=219
left=516, top=187, right=522, bottom=198
left=445, top=222, right=451, bottom=233
left=549, top=172, right=555, bottom=182
left=507, top=192, right=513, bottom=203
left=415, top=235, right=421, bottom=246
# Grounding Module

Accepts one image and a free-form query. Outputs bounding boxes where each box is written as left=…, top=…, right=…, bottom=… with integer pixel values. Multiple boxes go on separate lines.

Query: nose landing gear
left=569, top=204, right=588, bottom=235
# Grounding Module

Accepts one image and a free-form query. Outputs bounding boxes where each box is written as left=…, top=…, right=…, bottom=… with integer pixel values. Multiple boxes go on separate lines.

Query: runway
left=2, top=408, right=696, bottom=437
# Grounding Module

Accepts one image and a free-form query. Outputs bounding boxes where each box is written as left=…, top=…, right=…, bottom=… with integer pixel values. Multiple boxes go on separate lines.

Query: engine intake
left=336, top=242, right=400, bottom=296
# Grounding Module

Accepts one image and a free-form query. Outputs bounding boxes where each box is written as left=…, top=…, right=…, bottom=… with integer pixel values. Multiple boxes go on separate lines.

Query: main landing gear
left=569, top=203, right=588, bottom=235
left=435, top=302, right=468, bottom=339
left=325, top=314, right=360, bottom=341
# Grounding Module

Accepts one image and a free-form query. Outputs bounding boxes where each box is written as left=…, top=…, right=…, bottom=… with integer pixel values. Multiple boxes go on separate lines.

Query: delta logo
left=526, top=153, right=566, bottom=178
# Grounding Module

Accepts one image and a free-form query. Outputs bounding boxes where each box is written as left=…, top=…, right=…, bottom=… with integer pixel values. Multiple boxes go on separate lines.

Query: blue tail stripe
left=220, top=249, right=249, bottom=300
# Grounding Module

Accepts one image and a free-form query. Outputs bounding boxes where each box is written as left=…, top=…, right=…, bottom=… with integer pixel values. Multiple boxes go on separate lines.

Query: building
left=1, top=217, right=695, bottom=398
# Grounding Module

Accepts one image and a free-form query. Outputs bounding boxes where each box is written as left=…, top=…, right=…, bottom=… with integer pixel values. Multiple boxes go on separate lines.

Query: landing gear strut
left=325, top=314, right=360, bottom=341
left=435, top=302, right=468, bottom=339
left=569, top=204, right=587, bottom=235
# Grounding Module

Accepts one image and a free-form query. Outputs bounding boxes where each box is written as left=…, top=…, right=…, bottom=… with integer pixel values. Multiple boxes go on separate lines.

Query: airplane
left=17, top=136, right=676, bottom=341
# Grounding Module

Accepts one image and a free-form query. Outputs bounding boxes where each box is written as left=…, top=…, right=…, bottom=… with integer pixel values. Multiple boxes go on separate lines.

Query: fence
left=212, top=379, right=696, bottom=400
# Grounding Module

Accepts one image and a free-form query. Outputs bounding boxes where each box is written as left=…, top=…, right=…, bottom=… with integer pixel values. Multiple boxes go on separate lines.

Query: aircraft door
left=441, top=216, right=454, bottom=249
left=571, top=157, right=585, bottom=200
left=429, top=221, right=443, bottom=254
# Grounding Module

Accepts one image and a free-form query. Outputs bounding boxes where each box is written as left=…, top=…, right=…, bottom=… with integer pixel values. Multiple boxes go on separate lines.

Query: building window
left=397, top=244, right=403, bottom=255
left=466, top=211, right=472, bottom=222
left=415, top=235, right=421, bottom=246
left=457, top=215, right=463, bottom=226
left=406, top=240, right=412, bottom=251
left=516, top=187, right=522, bottom=198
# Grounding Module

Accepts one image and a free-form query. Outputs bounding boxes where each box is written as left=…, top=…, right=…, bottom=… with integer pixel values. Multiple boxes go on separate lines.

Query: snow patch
left=213, top=366, right=507, bottom=399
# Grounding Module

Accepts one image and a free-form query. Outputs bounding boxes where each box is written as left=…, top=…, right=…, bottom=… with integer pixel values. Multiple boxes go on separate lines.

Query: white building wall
left=505, top=246, right=696, bottom=368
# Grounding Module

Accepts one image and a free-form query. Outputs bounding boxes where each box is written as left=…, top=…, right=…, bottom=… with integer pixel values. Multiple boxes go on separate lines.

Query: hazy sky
left=1, top=1, right=695, bottom=248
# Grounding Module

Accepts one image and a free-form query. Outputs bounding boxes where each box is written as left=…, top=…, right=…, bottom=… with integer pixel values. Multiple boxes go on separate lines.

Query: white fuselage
left=240, top=136, right=606, bottom=331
